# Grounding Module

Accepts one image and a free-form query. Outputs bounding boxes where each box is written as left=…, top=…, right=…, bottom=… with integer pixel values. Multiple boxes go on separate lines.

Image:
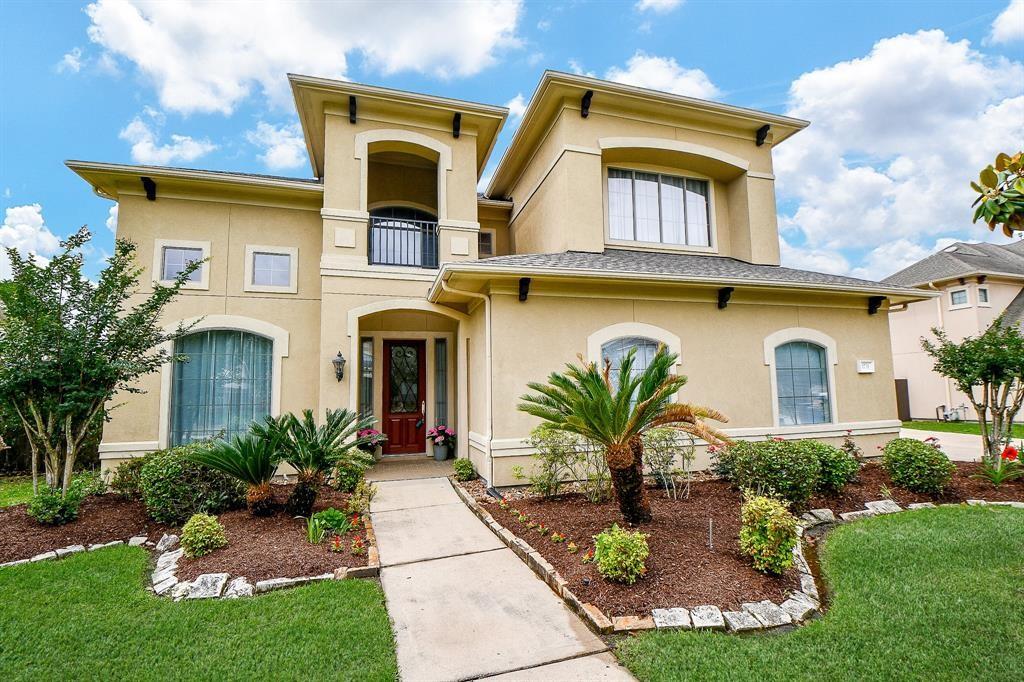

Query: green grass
left=617, top=506, right=1024, bottom=681
left=902, top=419, right=1024, bottom=438
left=0, top=546, right=397, bottom=681
left=0, top=476, right=35, bottom=507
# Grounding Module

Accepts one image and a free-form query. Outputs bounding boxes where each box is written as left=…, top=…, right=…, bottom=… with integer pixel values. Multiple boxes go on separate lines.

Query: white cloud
left=775, top=30, right=1024, bottom=279
left=635, top=0, right=683, bottom=13
left=84, top=0, right=523, bottom=115
left=568, top=59, right=595, bottom=77
left=0, top=204, right=61, bottom=280
left=119, top=115, right=217, bottom=165
left=537, top=19, right=550, bottom=31
left=604, top=51, right=720, bottom=99
left=988, top=0, right=1024, bottom=45
left=106, top=205, right=118, bottom=233
left=246, top=122, right=307, bottom=170
left=57, top=47, right=84, bottom=74
left=505, top=93, right=527, bottom=120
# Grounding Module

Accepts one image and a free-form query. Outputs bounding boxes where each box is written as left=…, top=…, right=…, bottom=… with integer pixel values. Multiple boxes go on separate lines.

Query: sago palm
left=518, top=346, right=730, bottom=523
left=253, top=409, right=376, bottom=516
left=189, top=433, right=282, bottom=516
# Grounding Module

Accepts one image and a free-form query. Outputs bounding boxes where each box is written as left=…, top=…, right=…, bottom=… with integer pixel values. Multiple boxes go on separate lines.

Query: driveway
left=899, top=428, right=984, bottom=461
left=371, top=477, right=635, bottom=681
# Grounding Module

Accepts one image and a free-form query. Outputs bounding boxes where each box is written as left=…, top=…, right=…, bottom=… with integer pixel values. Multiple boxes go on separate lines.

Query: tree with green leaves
left=0, top=226, right=198, bottom=500
left=922, top=319, right=1024, bottom=461
left=518, top=347, right=730, bottom=523
left=972, top=151, right=1024, bottom=236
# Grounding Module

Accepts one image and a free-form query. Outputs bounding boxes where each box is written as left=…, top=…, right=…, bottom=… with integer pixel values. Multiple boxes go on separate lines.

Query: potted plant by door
left=357, top=428, right=388, bottom=461
left=427, top=425, right=457, bottom=461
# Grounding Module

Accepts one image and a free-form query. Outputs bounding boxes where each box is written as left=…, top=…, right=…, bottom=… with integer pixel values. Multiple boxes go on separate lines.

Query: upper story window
left=949, top=289, right=969, bottom=308
left=244, top=245, right=298, bottom=293
left=162, top=246, right=203, bottom=282
left=478, top=231, right=494, bottom=258
left=978, top=287, right=990, bottom=306
left=608, top=168, right=711, bottom=248
left=368, top=206, right=439, bottom=269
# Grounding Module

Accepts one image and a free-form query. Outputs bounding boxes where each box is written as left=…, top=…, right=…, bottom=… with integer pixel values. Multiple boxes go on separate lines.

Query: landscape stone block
left=690, top=605, right=725, bottom=630
left=187, top=573, right=229, bottom=599
left=723, top=610, right=762, bottom=632
left=652, top=608, right=691, bottom=629
left=865, top=499, right=903, bottom=514
left=155, top=534, right=179, bottom=552
left=742, top=600, right=792, bottom=627
left=224, top=577, right=255, bottom=598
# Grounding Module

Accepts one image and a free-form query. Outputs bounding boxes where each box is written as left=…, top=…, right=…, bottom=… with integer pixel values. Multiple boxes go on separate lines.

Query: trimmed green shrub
left=139, top=443, right=246, bottom=524
left=452, top=458, right=475, bottom=482
left=27, top=484, right=86, bottom=525
left=797, top=439, right=859, bottom=494
left=332, top=460, right=367, bottom=493
left=593, top=524, right=649, bottom=584
left=716, top=439, right=821, bottom=506
left=739, top=493, right=798, bottom=575
left=882, top=438, right=955, bottom=494
left=110, top=457, right=147, bottom=500
left=180, top=513, right=228, bottom=558
left=312, top=507, right=353, bottom=534
left=344, top=479, right=377, bottom=515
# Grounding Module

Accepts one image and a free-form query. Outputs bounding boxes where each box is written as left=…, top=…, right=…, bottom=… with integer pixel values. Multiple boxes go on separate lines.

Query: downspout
left=440, top=278, right=494, bottom=486
left=928, top=282, right=953, bottom=412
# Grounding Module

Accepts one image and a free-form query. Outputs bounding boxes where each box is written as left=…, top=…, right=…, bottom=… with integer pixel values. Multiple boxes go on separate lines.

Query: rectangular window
left=950, top=289, right=968, bottom=307
left=607, top=168, right=711, bottom=247
left=978, top=287, right=989, bottom=304
left=478, top=231, right=494, bottom=258
left=434, top=338, right=448, bottom=427
left=359, top=338, right=373, bottom=419
left=162, top=246, right=203, bottom=282
left=252, top=252, right=291, bottom=287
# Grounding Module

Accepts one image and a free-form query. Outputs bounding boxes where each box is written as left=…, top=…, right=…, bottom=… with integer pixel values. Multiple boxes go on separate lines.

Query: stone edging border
left=0, top=515, right=382, bottom=602
left=451, top=480, right=1024, bottom=635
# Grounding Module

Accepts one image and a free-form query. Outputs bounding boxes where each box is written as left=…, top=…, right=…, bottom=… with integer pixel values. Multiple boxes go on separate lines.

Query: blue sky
left=1, top=0, right=1022, bottom=280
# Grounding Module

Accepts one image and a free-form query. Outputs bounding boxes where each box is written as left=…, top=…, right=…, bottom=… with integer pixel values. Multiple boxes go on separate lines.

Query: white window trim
left=478, top=228, right=496, bottom=258
left=602, top=164, right=719, bottom=255
left=157, top=315, right=290, bottom=449
left=587, top=322, right=682, bottom=367
left=244, top=244, right=299, bottom=294
left=153, top=239, right=210, bottom=290
left=977, top=286, right=991, bottom=307
left=763, top=327, right=839, bottom=427
left=948, top=288, right=970, bottom=310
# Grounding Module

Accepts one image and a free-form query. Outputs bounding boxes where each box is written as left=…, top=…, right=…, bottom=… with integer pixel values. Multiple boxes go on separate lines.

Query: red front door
left=382, top=340, right=427, bottom=455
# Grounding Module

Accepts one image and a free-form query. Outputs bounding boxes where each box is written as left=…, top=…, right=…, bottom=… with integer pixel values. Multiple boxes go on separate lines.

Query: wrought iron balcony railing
left=367, top=216, right=439, bottom=268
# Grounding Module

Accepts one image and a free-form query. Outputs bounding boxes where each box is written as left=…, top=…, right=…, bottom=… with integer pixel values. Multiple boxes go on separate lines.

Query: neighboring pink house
left=884, top=241, right=1024, bottom=421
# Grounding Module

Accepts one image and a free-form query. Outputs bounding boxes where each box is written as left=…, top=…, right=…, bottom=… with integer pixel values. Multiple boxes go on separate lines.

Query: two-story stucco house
left=69, top=71, right=928, bottom=486
left=884, top=240, right=1024, bottom=421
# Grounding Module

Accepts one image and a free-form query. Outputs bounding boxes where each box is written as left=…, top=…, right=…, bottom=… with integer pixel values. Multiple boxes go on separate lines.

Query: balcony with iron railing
left=367, top=215, right=439, bottom=268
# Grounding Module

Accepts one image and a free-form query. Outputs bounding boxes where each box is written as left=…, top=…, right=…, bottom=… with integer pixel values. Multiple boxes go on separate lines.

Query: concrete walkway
left=899, top=428, right=985, bottom=461
left=371, top=477, right=635, bottom=682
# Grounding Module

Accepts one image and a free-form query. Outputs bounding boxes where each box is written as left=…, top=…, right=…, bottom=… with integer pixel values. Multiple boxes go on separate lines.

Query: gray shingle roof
left=473, top=249, right=918, bottom=293
left=882, top=241, right=1024, bottom=287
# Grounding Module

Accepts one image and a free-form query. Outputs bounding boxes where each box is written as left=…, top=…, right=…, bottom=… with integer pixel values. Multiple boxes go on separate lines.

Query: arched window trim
left=354, top=129, right=452, bottom=221
left=586, top=322, right=682, bottom=367
left=763, top=327, right=838, bottom=427
left=157, top=315, right=289, bottom=449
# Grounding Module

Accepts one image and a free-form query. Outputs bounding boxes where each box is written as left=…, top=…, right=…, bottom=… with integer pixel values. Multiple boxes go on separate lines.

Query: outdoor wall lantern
left=332, top=351, right=346, bottom=381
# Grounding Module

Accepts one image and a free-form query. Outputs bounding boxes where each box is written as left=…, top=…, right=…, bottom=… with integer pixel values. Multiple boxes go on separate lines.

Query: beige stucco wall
left=890, top=278, right=1023, bottom=419
left=505, top=105, right=781, bottom=264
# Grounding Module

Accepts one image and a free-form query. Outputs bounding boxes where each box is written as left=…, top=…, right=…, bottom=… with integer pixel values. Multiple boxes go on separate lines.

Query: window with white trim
left=601, top=336, right=660, bottom=388
left=162, top=246, right=203, bottom=282
left=775, top=341, right=831, bottom=425
left=608, top=168, right=710, bottom=247
left=252, top=252, right=291, bottom=287
left=978, top=287, right=990, bottom=305
left=950, top=289, right=968, bottom=307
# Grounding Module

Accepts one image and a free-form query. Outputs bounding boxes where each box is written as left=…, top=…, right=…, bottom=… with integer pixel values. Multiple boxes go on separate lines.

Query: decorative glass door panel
left=382, top=340, right=426, bottom=454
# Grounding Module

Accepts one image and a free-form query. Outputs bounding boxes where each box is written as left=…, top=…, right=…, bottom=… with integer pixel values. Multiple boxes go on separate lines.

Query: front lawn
left=617, top=506, right=1024, bottom=681
left=0, top=546, right=397, bottom=681
left=902, top=419, right=1024, bottom=438
left=0, top=477, right=35, bottom=507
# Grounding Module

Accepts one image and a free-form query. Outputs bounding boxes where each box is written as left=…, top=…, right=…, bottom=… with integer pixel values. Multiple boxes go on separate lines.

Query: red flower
left=1001, top=445, right=1018, bottom=461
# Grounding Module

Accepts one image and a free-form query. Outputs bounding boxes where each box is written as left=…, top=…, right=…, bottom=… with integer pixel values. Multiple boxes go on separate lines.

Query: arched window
left=169, top=330, right=273, bottom=445
left=774, top=341, right=831, bottom=425
left=601, top=336, right=660, bottom=387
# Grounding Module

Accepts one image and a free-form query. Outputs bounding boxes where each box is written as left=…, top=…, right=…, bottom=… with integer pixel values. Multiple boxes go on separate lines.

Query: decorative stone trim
left=451, top=482, right=1024, bottom=636
left=0, top=515, right=382, bottom=603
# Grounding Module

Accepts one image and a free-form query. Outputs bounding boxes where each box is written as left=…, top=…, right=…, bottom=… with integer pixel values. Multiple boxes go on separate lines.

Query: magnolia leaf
left=995, top=153, right=1011, bottom=171
left=980, top=166, right=998, bottom=188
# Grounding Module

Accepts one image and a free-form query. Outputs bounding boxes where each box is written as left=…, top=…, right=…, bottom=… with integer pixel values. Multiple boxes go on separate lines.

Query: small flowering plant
left=517, top=512, right=529, bottom=523
left=536, top=523, right=550, bottom=535
left=566, top=541, right=579, bottom=553
left=329, top=534, right=345, bottom=553
left=351, top=535, right=367, bottom=555
left=973, top=444, right=1024, bottom=486
left=525, top=520, right=537, bottom=529
left=551, top=531, right=566, bottom=543
left=498, top=499, right=510, bottom=510
left=357, top=428, right=388, bottom=452
left=427, top=425, right=457, bottom=447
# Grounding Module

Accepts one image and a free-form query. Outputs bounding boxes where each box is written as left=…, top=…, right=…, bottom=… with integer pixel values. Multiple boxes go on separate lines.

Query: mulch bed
left=460, top=461, right=1024, bottom=618
left=1, top=484, right=369, bottom=582
left=0, top=496, right=170, bottom=564
left=176, top=485, right=368, bottom=583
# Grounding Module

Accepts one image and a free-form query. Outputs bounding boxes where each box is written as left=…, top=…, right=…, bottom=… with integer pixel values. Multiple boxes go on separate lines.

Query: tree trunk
left=606, top=439, right=652, bottom=524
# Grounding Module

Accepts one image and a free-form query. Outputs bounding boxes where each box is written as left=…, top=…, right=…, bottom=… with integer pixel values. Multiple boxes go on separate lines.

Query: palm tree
left=518, top=347, right=730, bottom=523
left=253, top=409, right=376, bottom=516
left=189, top=433, right=282, bottom=516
